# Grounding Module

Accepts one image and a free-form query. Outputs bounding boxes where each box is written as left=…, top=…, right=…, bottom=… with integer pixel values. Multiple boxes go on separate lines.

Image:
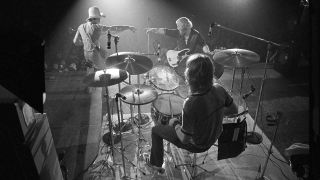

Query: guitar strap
left=81, top=24, right=107, bottom=59
left=81, top=24, right=98, bottom=50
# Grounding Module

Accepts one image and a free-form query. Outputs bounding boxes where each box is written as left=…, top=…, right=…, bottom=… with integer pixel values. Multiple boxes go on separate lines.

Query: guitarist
left=73, top=6, right=136, bottom=73
left=146, top=17, right=223, bottom=81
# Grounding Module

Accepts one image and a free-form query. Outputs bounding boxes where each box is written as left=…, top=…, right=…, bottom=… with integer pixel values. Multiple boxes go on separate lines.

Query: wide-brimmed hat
left=87, top=6, right=105, bottom=20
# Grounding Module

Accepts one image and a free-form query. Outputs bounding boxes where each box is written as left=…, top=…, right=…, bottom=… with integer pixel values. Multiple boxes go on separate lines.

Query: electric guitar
left=166, top=49, right=224, bottom=79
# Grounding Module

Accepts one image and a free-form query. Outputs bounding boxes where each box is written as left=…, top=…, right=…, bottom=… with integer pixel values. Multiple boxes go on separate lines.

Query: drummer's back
left=185, top=84, right=230, bottom=148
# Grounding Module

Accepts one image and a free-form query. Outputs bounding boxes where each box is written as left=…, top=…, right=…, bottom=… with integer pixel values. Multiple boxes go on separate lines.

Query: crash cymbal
left=83, top=68, right=128, bottom=87
left=120, top=84, right=158, bottom=105
left=107, top=52, right=153, bottom=75
left=213, top=48, right=260, bottom=68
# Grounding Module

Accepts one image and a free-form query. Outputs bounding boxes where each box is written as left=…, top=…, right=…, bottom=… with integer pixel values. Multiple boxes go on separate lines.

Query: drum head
left=175, top=84, right=190, bottom=99
left=148, top=65, right=180, bottom=91
left=153, top=94, right=184, bottom=115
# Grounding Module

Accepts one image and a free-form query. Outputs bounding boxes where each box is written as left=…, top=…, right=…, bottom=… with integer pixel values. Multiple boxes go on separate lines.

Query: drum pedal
left=134, top=114, right=150, bottom=126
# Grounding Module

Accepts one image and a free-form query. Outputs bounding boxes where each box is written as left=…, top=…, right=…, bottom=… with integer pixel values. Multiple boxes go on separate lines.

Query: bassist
left=146, top=17, right=223, bottom=80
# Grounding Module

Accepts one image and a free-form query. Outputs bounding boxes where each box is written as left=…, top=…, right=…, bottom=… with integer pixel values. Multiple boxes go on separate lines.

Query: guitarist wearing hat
left=146, top=17, right=223, bottom=81
left=73, top=6, right=136, bottom=73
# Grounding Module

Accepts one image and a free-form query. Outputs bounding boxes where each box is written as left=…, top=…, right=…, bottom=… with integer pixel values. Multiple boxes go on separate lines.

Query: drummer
left=145, top=53, right=238, bottom=173
left=146, top=17, right=213, bottom=81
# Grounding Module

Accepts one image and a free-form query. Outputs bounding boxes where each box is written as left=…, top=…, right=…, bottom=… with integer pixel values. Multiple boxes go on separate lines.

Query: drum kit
left=82, top=47, right=260, bottom=178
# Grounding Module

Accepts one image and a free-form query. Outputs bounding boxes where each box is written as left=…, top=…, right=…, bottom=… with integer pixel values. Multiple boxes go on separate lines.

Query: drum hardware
left=114, top=93, right=146, bottom=178
left=83, top=68, right=129, bottom=177
left=134, top=69, right=151, bottom=127
left=119, top=84, right=158, bottom=172
left=108, top=51, right=155, bottom=131
left=151, top=93, right=184, bottom=126
left=213, top=48, right=259, bottom=94
left=210, top=22, right=287, bottom=145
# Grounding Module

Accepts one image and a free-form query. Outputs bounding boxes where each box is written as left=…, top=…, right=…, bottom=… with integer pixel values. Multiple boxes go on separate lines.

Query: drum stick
left=169, top=96, right=174, bottom=118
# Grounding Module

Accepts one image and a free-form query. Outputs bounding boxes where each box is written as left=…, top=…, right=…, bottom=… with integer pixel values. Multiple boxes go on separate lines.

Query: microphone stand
left=211, top=22, right=287, bottom=144
left=256, top=112, right=282, bottom=180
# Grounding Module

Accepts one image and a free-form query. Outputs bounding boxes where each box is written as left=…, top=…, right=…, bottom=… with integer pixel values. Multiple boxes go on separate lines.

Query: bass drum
left=151, top=93, right=184, bottom=125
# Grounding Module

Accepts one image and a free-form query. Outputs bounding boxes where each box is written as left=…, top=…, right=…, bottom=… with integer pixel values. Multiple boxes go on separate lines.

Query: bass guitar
left=166, top=49, right=224, bottom=79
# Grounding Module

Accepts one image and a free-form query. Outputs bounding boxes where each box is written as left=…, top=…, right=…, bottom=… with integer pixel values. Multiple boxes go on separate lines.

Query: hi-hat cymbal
left=107, top=52, right=153, bottom=75
left=83, top=68, right=128, bottom=87
left=213, top=48, right=260, bottom=68
left=120, top=84, right=158, bottom=105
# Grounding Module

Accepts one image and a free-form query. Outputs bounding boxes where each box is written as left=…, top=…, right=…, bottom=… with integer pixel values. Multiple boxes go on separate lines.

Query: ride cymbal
left=213, top=48, right=260, bottom=68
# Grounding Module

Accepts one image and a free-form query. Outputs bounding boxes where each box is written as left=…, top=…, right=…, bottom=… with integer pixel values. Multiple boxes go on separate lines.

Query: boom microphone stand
left=256, top=111, right=282, bottom=180
left=210, top=22, right=289, bottom=144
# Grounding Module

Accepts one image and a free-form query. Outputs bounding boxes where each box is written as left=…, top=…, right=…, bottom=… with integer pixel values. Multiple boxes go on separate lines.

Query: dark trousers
left=150, top=124, right=207, bottom=167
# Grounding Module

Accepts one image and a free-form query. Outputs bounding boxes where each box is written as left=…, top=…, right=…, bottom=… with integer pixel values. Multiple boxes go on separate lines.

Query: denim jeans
left=150, top=124, right=208, bottom=167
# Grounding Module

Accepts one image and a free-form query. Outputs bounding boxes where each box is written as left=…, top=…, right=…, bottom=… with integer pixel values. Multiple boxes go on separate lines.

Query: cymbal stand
left=211, top=22, right=287, bottom=145
left=114, top=37, right=134, bottom=134
left=100, top=74, right=116, bottom=176
left=112, top=35, right=135, bottom=134
left=114, top=93, right=140, bottom=179
left=230, top=67, right=246, bottom=96
left=134, top=88, right=149, bottom=172
left=134, top=75, right=150, bottom=125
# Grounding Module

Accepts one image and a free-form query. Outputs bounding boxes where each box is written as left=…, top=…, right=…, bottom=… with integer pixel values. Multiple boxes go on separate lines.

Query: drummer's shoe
left=144, top=159, right=165, bottom=175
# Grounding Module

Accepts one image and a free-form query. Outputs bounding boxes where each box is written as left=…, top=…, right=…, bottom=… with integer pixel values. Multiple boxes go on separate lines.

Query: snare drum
left=151, top=93, right=184, bottom=125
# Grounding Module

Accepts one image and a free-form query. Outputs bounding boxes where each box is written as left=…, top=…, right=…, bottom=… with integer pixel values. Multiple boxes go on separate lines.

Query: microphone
left=242, top=85, right=256, bottom=99
left=208, top=22, right=217, bottom=37
left=157, top=42, right=161, bottom=62
left=208, top=26, right=212, bottom=37
left=115, top=93, right=126, bottom=100
left=107, top=30, right=111, bottom=49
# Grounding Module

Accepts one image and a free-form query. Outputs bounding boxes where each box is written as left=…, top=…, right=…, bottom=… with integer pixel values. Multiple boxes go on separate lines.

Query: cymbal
left=107, top=52, right=153, bottom=75
left=213, top=48, right=260, bottom=68
left=120, top=84, right=158, bottom=105
left=83, top=68, right=128, bottom=87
